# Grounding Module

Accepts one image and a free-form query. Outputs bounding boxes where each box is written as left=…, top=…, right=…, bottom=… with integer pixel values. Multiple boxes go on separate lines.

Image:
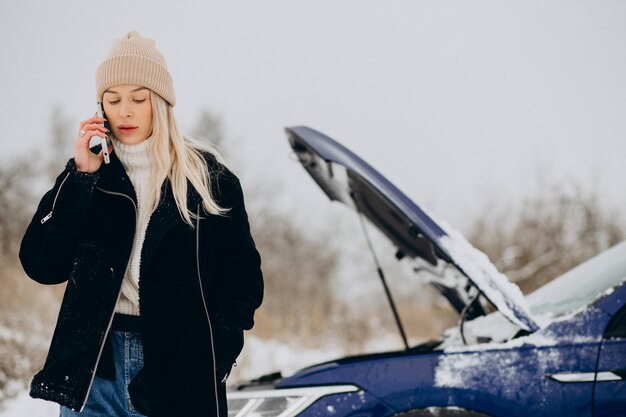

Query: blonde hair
left=148, top=91, right=228, bottom=224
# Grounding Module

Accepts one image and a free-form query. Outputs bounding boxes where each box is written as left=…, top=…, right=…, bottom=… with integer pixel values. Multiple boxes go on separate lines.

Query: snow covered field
left=0, top=392, right=57, bottom=417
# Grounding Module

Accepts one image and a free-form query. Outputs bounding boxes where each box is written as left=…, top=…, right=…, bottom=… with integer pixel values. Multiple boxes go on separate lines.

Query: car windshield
left=526, top=240, right=626, bottom=317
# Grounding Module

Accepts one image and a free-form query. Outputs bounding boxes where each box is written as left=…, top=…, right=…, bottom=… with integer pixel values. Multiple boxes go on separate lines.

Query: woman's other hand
left=74, top=113, right=112, bottom=173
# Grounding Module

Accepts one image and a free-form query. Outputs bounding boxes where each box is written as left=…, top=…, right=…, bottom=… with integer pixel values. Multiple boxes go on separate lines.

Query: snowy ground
left=0, top=335, right=351, bottom=416
left=0, top=392, right=58, bottom=417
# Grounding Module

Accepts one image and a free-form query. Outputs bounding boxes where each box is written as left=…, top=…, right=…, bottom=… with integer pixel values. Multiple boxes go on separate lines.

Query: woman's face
left=102, top=84, right=153, bottom=145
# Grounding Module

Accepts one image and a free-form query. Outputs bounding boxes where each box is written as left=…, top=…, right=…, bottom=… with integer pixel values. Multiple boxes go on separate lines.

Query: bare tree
left=249, top=206, right=342, bottom=344
left=0, top=104, right=76, bottom=407
left=47, top=104, right=73, bottom=183
left=0, top=158, right=36, bottom=255
left=0, top=156, right=61, bottom=406
left=191, top=109, right=226, bottom=156
left=468, top=178, right=625, bottom=293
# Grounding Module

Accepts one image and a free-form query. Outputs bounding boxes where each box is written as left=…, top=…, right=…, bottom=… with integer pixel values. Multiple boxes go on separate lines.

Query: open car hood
left=286, top=126, right=539, bottom=332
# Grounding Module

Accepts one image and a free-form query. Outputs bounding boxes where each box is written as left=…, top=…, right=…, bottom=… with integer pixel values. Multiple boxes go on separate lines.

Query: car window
left=526, top=240, right=626, bottom=317
left=604, top=305, right=626, bottom=338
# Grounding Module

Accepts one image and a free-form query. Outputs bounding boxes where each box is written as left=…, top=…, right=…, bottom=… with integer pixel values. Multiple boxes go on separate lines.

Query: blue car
left=227, top=127, right=626, bottom=417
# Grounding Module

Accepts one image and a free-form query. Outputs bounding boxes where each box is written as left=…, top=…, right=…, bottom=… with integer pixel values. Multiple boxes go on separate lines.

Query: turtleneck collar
left=111, top=136, right=153, bottom=171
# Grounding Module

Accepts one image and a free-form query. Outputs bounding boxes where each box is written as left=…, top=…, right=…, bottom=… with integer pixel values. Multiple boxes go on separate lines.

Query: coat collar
left=95, top=151, right=138, bottom=203
left=96, top=151, right=204, bottom=207
left=95, top=150, right=206, bottom=271
left=140, top=180, right=204, bottom=276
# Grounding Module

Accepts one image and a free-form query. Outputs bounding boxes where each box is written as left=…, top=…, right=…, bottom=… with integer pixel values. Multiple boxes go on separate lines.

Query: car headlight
left=227, top=385, right=360, bottom=417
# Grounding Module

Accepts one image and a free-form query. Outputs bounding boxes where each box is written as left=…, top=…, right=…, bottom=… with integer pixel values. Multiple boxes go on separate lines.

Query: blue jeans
left=60, top=331, right=147, bottom=417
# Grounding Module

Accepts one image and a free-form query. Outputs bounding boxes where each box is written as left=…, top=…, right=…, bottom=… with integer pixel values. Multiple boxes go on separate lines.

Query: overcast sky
left=2, top=0, right=625, bottom=230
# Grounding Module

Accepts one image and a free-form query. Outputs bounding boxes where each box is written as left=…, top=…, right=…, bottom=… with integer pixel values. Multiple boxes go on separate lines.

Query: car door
left=594, top=304, right=626, bottom=416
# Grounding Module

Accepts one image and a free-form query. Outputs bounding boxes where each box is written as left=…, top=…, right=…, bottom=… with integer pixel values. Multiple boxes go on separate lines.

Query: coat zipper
left=40, top=172, right=71, bottom=224
left=196, top=204, right=222, bottom=417
left=79, top=187, right=137, bottom=412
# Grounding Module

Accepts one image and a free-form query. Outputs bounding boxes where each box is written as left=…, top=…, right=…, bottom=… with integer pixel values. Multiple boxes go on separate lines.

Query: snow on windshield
left=526, top=240, right=626, bottom=317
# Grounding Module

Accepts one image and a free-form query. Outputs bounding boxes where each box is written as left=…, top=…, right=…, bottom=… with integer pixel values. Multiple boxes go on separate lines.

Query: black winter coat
left=19, top=152, right=263, bottom=417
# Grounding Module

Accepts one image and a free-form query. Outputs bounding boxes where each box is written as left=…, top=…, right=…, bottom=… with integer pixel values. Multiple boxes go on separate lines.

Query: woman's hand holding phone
left=75, top=112, right=112, bottom=173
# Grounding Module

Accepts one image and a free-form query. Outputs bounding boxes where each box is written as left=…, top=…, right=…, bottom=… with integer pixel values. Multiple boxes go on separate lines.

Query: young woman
left=19, top=31, right=264, bottom=417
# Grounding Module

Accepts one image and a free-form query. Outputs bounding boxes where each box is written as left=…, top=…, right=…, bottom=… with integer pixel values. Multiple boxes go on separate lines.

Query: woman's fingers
left=79, top=123, right=108, bottom=136
left=84, top=123, right=108, bottom=133
left=76, top=115, right=109, bottom=147
left=75, top=130, right=106, bottom=151
left=78, top=114, right=107, bottom=132
left=79, top=118, right=105, bottom=130
left=84, top=129, right=108, bottom=140
left=74, top=114, right=110, bottom=173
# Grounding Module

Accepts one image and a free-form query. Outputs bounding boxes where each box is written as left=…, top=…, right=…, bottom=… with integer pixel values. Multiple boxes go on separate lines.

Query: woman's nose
left=119, top=103, right=133, bottom=118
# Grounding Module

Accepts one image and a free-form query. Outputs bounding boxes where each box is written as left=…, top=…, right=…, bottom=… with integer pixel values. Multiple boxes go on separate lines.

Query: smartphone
left=96, top=102, right=111, bottom=164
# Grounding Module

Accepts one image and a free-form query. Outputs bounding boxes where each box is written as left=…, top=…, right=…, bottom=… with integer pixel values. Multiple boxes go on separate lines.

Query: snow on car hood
left=286, top=126, right=539, bottom=332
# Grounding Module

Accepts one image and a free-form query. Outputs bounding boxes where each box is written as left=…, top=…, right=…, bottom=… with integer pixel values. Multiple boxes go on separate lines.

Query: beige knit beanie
left=96, top=31, right=176, bottom=107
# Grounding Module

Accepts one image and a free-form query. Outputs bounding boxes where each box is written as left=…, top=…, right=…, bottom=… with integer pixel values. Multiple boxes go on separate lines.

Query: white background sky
left=2, top=0, right=625, bottom=230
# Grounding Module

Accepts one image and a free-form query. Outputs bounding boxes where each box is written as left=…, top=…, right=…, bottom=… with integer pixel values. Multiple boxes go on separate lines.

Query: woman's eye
left=108, top=100, right=120, bottom=105
left=133, top=99, right=147, bottom=103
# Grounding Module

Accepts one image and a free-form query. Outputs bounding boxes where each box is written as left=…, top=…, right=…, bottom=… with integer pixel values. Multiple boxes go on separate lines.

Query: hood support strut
left=358, top=211, right=410, bottom=351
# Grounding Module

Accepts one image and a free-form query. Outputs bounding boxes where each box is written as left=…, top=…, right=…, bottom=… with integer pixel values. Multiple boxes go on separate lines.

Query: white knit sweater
left=112, top=137, right=155, bottom=316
